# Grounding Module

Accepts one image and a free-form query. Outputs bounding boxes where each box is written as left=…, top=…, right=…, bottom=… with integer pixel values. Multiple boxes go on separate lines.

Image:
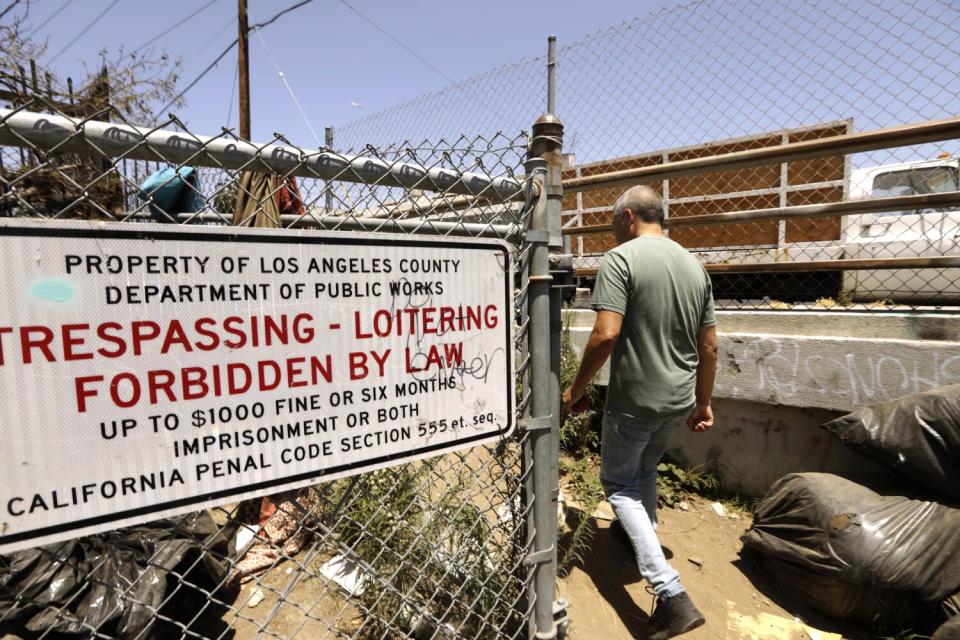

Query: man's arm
left=687, top=324, right=718, bottom=432
left=562, top=310, right=623, bottom=409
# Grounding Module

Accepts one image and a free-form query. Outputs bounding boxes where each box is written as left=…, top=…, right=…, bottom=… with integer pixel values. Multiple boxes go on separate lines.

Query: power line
left=187, top=16, right=234, bottom=59
left=146, top=14, right=233, bottom=120
left=131, top=0, right=222, bottom=56
left=26, top=0, right=73, bottom=38
left=47, top=0, right=121, bottom=64
left=336, top=0, right=457, bottom=86
left=25, top=0, right=75, bottom=38
left=252, top=0, right=314, bottom=31
left=154, top=38, right=236, bottom=118
left=256, top=29, right=321, bottom=145
left=0, top=0, right=25, bottom=24
left=226, top=57, right=239, bottom=129
left=336, top=0, right=516, bottom=126
left=152, top=0, right=316, bottom=120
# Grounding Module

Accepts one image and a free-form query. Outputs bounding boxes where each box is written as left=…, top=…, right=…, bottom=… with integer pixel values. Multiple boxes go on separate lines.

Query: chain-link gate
left=0, top=92, right=568, bottom=640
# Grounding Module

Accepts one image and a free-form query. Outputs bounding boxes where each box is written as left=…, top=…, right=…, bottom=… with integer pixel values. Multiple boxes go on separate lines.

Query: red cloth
left=275, top=176, right=305, bottom=217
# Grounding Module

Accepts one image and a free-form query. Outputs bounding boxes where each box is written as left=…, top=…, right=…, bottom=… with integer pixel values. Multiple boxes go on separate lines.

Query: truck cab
left=842, top=157, right=960, bottom=303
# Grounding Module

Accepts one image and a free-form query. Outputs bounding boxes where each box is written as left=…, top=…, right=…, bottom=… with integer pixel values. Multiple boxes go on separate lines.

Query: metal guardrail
left=564, top=191, right=960, bottom=236
left=573, top=256, right=960, bottom=278
left=562, top=117, right=960, bottom=193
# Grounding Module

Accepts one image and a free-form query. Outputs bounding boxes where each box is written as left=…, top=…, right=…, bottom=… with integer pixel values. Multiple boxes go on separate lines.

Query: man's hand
left=563, top=310, right=622, bottom=413
left=562, top=386, right=583, bottom=412
left=687, top=403, right=714, bottom=432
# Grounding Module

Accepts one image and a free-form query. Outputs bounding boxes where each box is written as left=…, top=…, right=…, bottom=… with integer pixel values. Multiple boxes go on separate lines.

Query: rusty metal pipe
left=563, top=190, right=960, bottom=236
left=575, top=255, right=960, bottom=278
left=563, top=117, right=960, bottom=193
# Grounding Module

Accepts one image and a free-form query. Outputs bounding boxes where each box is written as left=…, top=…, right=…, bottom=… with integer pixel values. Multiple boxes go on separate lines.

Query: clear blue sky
left=20, top=0, right=959, bottom=170
left=24, top=0, right=678, bottom=144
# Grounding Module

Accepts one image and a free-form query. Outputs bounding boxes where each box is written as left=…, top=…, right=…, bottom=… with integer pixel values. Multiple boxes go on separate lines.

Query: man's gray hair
left=613, top=185, right=665, bottom=225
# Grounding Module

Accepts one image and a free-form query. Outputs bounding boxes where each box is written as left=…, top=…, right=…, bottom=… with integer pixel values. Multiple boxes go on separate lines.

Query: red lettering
left=373, top=310, right=392, bottom=337
left=193, top=317, right=219, bottom=351
left=258, top=360, right=281, bottom=391
left=223, top=316, right=246, bottom=349
left=484, top=304, right=498, bottom=329
left=147, top=369, right=176, bottom=404
left=182, top=367, right=208, bottom=400
left=131, top=320, right=160, bottom=355
left=96, top=322, right=127, bottom=358
left=370, top=349, right=391, bottom=377
left=263, top=315, right=288, bottom=345
left=75, top=375, right=103, bottom=413
left=444, top=341, right=464, bottom=366
left=61, top=324, right=93, bottom=361
left=439, top=308, right=455, bottom=334
left=466, top=306, right=481, bottom=330
left=160, top=320, right=193, bottom=354
left=354, top=311, right=372, bottom=339
left=293, top=313, right=314, bottom=343
left=109, top=372, right=140, bottom=408
left=227, top=363, right=252, bottom=394
left=0, top=326, right=12, bottom=365
left=421, top=307, right=437, bottom=334
left=349, top=352, right=369, bottom=380
left=311, top=355, right=333, bottom=383
left=20, top=326, right=55, bottom=363
left=287, top=357, right=307, bottom=387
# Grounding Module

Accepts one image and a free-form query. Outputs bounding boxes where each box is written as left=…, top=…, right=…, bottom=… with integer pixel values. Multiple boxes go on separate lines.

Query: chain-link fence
left=0, top=97, right=564, bottom=640
left=337, top=0, right=960, bottom=312
left=2, top=0, right=959, bottom=636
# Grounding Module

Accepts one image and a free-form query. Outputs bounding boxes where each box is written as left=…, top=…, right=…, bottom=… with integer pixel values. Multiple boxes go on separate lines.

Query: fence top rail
left=564, top=190, right=960, bottom=235
left=563, top=116, right=960, bottom=193
left=567, top=119, right=853, bottom=172
left=0, top=107, right=525, bottom=200
left=575, top=256, right=960, bottom=278
left=143, top=212, right=524, bottom=239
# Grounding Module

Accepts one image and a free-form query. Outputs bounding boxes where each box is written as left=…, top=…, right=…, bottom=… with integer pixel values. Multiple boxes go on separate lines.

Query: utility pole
left=237, top=0, right=251, bottom=140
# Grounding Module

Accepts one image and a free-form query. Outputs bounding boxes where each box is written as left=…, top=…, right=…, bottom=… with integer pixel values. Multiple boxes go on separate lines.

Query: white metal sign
left=0, top=220, right=513, bottom=552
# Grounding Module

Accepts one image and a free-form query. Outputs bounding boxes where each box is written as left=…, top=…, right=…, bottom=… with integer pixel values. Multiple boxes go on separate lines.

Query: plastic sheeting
left=741, top=473, right=960, bottom=626
left=0, top=512, right=234, bottom=638
left=823, top=384, right=960, bottom=500
left=137, top=166, right=205, bottom=221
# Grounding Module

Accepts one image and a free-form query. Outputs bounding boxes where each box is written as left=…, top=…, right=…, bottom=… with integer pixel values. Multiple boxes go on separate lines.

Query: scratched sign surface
left=0, top=220, right=513, bottom=552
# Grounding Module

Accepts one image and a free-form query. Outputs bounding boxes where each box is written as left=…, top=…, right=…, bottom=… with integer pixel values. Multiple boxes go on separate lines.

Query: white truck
left=842, top=155, right=959, bottom=303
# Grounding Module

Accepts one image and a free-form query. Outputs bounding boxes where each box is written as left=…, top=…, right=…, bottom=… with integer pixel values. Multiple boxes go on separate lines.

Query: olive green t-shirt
left=591, top=236, right=715, bottom=418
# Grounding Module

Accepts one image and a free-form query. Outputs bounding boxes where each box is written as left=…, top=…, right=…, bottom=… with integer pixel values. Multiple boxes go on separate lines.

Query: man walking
left=562, top=185, right=718, bottom=639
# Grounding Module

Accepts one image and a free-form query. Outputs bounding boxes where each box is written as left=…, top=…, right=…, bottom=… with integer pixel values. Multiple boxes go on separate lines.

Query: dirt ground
left=215, top=561, right=362, bottom=640
left=559, top=496, right=847, bottom=640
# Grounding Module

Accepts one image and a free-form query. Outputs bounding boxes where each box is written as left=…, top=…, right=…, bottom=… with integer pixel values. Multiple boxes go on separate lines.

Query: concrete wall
left=664, top=399, right=890, bottom=497
left=565, top=309, right=960, bottom=495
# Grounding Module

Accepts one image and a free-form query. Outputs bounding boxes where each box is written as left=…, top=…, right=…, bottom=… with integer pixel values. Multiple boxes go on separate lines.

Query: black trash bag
left=823, top=384, right=960, bottom=499
left=0, top=511, right=235, bottom=638
left=934, top=616, right=960, bottom=640
left=741, top=473, right=960, bottom=627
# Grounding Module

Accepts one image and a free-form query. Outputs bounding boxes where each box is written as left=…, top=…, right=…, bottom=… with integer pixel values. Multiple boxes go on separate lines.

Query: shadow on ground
left=560, top=506, right=654, bottom=639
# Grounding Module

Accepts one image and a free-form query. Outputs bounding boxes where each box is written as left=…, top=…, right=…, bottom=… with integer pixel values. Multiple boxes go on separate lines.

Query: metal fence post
left=324, top=126, right=334, bottom=213
left=524, top=34, right=567, bottom=640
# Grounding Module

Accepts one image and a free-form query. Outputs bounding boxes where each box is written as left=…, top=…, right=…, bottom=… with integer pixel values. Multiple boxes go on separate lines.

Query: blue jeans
left=600, top=409, right=686, bottom=597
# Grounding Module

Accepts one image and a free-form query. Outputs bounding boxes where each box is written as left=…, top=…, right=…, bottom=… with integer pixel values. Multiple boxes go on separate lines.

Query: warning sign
left=0, top=220, right=514, bottom=552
